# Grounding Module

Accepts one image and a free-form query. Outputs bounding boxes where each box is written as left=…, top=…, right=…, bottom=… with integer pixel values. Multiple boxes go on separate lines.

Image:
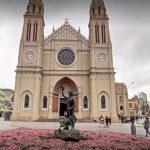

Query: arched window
left=26, top=22, right=31, bottom=41
left=101, top=95, right=106, bottom=109
left=119, top=96, right=123, bottom=102
left=104, top=8, right=106, bottom=15
left=39, top=6, right=41, bottom=13
left=95, top=24, right=100, bottom=43
left=43, top=96, right=48, bottom=109
left=101, top=24, right=106, bottom=43
left=24, top=94, right=29, bottom=108
left=33, top=4, right=35, bottom=13
left=120, top=105, right=124, bottom=111
left=93, top=8, right=95, bottom=15
left=83, top=96, right=88, bottom=109
left=98, top=7, right=101, bottom=15
left=33, top=22, right=38, bottom=41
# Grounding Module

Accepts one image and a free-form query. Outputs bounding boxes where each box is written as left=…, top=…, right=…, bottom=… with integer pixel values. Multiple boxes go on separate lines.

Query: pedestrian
left=121, top=116, right=124, bottom=123
left=130, top=115, right=135, bottom=124
left=105, top=116, right=109, bottom=128
left=144, top=116, right=150, bottom=137
left=131, top=120, right=136, bottom=136
left=108, top=117, right=111, bottom=125
left=99, top=115, right=105, bottom=127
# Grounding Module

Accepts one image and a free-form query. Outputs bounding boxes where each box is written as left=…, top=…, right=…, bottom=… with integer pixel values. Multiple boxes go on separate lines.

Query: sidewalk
left=0, top=117, right=148, bottom=138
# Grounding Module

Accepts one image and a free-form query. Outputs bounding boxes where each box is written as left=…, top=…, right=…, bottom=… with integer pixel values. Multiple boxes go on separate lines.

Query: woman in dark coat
left=105, top=116, right=109, bottom=128
left=144, top=116, right=150, bottom=137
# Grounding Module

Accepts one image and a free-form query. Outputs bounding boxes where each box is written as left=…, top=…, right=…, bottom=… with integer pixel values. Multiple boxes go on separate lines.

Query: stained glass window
left=101, top=95, right=106, bottom=109
left=43, top=96, right=48, bottom=109
left=24, top=95, right=29, bottom=108
left=57, top=49, right=75, bottom=66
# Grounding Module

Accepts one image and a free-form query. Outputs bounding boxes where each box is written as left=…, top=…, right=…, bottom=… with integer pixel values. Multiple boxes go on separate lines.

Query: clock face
left=97, top=53, right=107, bottom=63
left=24, top=51, right=36, bottom=61
left=57, top=49, right=75, bottom=66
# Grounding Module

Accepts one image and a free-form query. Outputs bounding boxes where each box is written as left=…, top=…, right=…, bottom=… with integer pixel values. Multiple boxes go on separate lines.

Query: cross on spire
left=64, top=17, right=69, bottom=22
left=64, top=17, right=70, bottom=25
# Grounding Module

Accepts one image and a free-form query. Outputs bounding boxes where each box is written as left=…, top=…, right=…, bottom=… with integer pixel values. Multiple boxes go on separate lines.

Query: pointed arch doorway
left=52, top=77, right=78, bottom=117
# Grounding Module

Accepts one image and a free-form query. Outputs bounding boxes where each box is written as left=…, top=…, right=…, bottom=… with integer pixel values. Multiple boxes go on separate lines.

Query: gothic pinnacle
left=92, top=0, right=105, bottom=8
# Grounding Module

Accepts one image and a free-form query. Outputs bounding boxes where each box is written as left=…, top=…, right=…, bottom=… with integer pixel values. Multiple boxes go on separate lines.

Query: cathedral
left=12, top=0, right=129, bottom=121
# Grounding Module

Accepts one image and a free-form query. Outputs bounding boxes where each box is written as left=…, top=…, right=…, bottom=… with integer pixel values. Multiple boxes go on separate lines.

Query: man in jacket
left=144, top=116, right=150, bottom=137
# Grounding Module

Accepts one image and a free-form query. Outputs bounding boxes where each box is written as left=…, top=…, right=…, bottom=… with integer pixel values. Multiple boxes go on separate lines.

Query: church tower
left=89, top=0, right=117, bottom=120
left=12, top=0, right=44, bottom=120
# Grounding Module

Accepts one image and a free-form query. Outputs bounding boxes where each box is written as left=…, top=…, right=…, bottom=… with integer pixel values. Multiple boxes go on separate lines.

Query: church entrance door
left=59, top=98, right=67, bottom=116
left=52, top=77, right=78, bottom=113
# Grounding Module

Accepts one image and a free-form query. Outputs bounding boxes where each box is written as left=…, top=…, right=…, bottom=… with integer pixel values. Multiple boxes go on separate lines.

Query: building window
left=101, top=95, right=106, bottom=109
left=33, top=4, right=35, bottom=13
left=43, top=96, right=48, bottom=109
left=39, top=6, right=41, bottom=13
left=119, top=96, right=123, bottom=102
left=129, top=103, right=132, bottom=108
left=83, top=96, right=88, bottom=109
left=26, top=22, right=31, bottom=41
left=98, top=7, right=100, bottom=15
left=33, top=22, right=38, bottom=42
left=95, top=24, right=100, bottom=43
left=104, top=8, right=106, bottom=15
left=24, top=94, right=29, bottom=108
left=120, top=105, right=124, bottom=111
left=93, top=8, right=95, bottom=15
left=57, top=49, right=75, bottom=66
left=101, top=24, right=106, bottom=43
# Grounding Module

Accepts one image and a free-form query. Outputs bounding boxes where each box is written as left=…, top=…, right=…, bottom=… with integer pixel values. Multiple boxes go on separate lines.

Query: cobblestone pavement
left=0, top=117, right=149, bottom=138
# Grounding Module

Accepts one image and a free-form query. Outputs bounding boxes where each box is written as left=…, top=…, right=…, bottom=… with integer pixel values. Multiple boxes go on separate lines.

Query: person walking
left=105, top=116, right=109, bottom=128
left=144, top=116, right=150, bottom=137
left=108, top=117, right=111, bottom=125
left=99, top=115, right=105, bottom=127
left=121, top=116, right=124, bottom=123
left=131, top=120, right=136, bottom=136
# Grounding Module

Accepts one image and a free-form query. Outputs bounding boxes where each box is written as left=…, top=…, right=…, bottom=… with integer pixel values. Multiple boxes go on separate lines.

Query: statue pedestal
left=54, top=129, right=83, bottom=142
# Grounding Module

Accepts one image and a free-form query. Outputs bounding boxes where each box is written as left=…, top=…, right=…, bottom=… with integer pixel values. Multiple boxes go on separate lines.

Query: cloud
left=0, top=0, right=150, bottom=101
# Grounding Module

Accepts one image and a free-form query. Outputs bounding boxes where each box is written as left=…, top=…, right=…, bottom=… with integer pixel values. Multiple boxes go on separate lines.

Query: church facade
left=12, top=0, right=129, bottom=121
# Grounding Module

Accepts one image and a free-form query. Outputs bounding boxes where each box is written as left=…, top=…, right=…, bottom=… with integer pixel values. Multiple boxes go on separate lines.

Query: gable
left=54, top=27, right=78, bottom=40
left=44, top=22, right=89, bottom=48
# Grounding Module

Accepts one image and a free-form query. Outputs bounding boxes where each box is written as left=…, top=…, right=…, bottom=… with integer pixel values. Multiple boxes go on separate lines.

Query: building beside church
left=0, top=89, right=13, bottom=117
left=138, top=92, right=148, bottom=115
left=128, top=95, right=139, bottom=116
left=12, top=0, right=129, bottom=121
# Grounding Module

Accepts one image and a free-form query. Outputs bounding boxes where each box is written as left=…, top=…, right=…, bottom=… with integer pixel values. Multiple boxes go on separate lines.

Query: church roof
left=44, top=21, right=89, bottom=45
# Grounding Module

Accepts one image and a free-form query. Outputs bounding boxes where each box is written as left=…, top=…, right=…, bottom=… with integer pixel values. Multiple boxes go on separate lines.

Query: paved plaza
left=0, top=117, right=149, bottom=138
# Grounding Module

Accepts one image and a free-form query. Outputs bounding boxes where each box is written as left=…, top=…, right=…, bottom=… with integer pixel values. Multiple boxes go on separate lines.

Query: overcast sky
left=0, top=0, right=150, bottom=100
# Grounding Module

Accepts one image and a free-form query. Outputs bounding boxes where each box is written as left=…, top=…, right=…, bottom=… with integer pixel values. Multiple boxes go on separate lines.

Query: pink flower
left=0, top=129, right=150, bottom=149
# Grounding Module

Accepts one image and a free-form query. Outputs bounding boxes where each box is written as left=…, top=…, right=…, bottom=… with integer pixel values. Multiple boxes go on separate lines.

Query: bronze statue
left=60, top=86, right=76, bottom=130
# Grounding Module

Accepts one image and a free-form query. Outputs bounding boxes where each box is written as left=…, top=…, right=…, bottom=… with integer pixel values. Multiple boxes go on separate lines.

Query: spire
left=29, top=0, right=42, bottom=2
left=90, top=0, right=107, bottom=18
left=26, top=0, right=44, bottom=15
left=92, top=0, right=105, bottom=8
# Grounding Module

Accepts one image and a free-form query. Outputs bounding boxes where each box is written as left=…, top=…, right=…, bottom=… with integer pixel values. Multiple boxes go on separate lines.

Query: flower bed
left=0, top=129, right=149, bottom=150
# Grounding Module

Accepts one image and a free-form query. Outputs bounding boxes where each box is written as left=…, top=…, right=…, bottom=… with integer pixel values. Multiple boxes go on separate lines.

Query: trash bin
left=4, top=112, right=11, bottom=121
